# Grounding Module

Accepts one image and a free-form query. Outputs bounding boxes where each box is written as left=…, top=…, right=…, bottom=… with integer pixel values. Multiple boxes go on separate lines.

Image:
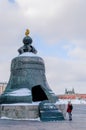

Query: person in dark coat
left=67, top=101, right=73, bottom=120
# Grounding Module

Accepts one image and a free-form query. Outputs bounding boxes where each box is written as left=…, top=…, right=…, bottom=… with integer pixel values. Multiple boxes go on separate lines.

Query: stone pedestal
left=0, top=104, right=66, bottom=120
left=0, top=104, right=39, bottom=119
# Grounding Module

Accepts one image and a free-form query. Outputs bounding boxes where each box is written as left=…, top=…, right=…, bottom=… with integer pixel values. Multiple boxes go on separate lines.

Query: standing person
left=67, top=101, right=73, bottom=121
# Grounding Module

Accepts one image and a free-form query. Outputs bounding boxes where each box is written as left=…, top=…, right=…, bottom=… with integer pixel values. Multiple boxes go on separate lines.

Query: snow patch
left=1, top=102, right=40, bottom=106
left=6, top=88, right=31, bottom=96
left=1, top=116, right=40, bottom=121
left=18, top=52, right=38, bottom=57
left=1, top=116, right=12, bottom=120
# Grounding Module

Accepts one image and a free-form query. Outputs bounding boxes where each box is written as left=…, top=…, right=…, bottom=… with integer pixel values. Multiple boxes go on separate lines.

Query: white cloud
left=68, top=47, right=86, bottom=60
left=15, top=0, right=86, bottom=43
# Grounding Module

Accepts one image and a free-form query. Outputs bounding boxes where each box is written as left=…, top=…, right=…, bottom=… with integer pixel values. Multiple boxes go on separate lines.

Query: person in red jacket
left=67, top=101, right=73, bottom=121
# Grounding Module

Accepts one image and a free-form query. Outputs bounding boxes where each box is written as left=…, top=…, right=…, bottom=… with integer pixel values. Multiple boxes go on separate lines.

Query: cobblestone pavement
left=0, top=104, right=86, bottom=130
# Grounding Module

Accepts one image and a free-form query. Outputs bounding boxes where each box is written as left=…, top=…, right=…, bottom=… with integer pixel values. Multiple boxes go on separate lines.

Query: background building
left=58, top=88, right=86, bottom=99
left=0, top=82, right=7, bottom=95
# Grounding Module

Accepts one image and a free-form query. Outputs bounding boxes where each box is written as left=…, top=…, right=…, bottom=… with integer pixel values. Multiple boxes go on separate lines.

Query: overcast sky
left=0, top=0, right=86, bottom=94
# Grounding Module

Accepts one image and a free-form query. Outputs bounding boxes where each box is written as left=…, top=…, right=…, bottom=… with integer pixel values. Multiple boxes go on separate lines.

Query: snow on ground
left=6, top=88, right=31, bottom=96
left=56, top=99, right=86, bottom=105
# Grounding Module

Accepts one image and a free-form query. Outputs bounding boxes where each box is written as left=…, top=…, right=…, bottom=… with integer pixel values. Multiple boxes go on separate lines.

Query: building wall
left=58, top=94, right=86, bottom=99
left=0, top=83, right=7, bottom=95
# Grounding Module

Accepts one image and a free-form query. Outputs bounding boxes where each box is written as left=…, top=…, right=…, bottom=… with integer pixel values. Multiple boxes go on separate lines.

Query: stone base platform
left=0, top=104, right=39, bottom=119
left=0, top=104, right=66, bottom=120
